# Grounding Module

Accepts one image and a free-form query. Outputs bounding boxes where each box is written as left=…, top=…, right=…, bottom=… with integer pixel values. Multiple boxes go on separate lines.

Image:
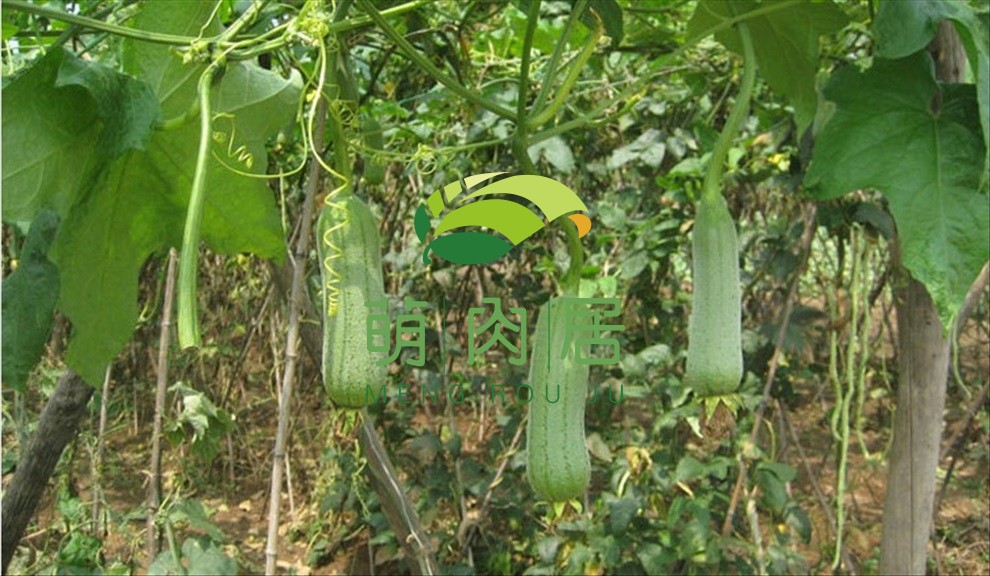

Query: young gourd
left=684, top=193, right=743, bottom=396
left=318, top=195, right=388, bottom=407
left=526, top=296, right=591, bottom=502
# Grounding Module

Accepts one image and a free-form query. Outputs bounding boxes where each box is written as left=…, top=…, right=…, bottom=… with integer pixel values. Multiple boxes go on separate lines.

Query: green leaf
left=620, top=250, right=649, bottom=279
left=637, top=542, right=674, bottom=576
left=55, top=49, right=160, bottom=158
left=756, top=462, right=795, bottom=513
left=149, top=537, right=237, bottom=576
left=121, top=1, right=223, bottom=117
left=44, top=1, right=298, bottom=384
left=874, top=0, right=990, bottom=182
left=582, top=0, right=623, bottom=44
left=786, top=506, right=812, bottom=543
left=805, top=52, right=989, bottom=328
left=51, top=152, right=183, bottom=383
left=874, top=0, right=978, bottom=59
left=608, top=497, right=639, bottom=532
left=674, top=455, right=706, bottom=483
left=687, top=0, right=848, bottom=133
left=960, top=13, right=990, bottom=182
left=2, top=210, right=60, bottom=392
left=528, top=136, right=576, bottom=174
left=537, top=535, right=561, bottom=563
left=2, top=21, right=19, bottom=41
left=1, top=48, right=160, bottom=222
left=607, top=129, right=665, bottom=169
left=168, top=499, right=226, bottom=543
left=121, top=0, right=298, bottom=257
left=143, top=61, right=297, bottom=257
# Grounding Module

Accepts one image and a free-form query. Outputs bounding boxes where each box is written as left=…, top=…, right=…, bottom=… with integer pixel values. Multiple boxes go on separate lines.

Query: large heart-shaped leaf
left=874, top=0, right=990, bottom=182
left=687, top=0, right=847, bottom=134
left=2, top=1, right=299, bottom=384
left=1, top=47, right=159, bottom=222
left=805, top=52, right=989, bottom=329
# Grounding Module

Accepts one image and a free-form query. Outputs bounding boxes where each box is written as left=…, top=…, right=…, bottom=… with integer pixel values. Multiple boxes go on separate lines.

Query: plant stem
left=216, top=0, right=264, bottom=43
left=177, top=64, right=221, bottom=349
left=833, top=228, right=861, bottom=570
left=5, top=0, right=430, bottom=49
left=532, top=0, right=587, bottom=110
left=527, top=3, right=600, bottom=129
left=4, top=0, right=207, bottom=45
left=325, top=8, right=356, bottom=195
left=511, top=0, right=540, bottom=181
left=355, top=0, right=516, bottom=121
left=164, top=520, right=182, bottom=574
left=700, top=19, right=756, bottom=204
left=560, top=220, right=584, bottom=295
left=516, top=0, right=542, bottom=126
left=91, top=365, right=111, bottom=536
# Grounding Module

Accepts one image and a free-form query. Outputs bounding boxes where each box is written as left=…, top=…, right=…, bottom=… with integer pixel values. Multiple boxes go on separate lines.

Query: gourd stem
left=701, top=19, right=756, bottom=204
left=561, top=221, right=584, bottom=295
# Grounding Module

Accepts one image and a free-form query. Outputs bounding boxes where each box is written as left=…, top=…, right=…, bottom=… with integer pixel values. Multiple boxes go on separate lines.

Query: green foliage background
left=1, top=0, right=988, bottom=574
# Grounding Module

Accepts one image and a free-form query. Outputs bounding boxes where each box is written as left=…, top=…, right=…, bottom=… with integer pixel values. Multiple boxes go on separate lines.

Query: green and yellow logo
left=414, top=173, right=592, bottom=265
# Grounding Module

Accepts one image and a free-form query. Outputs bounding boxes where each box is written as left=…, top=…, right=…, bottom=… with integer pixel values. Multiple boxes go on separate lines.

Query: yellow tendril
left=211, top=113, right=255, bottom=169
left=315, top=30, right=354, bottom=319
left=321, top=196, right=348, bottom=317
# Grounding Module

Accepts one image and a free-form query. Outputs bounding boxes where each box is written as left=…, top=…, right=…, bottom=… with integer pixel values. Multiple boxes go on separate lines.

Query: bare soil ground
left=4, top=307, right=988, bottom=575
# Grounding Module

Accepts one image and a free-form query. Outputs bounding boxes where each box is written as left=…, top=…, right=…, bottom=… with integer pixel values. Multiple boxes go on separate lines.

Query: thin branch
left=354, top=0, right=516, bottom=121
left=933, top=379, right=989, bottom=519
left=722, top=204, right=817, bottom=537
left=92, top=365, right=112, bottom=537
left=457, top=418, right=527, bottom=557
left=147, top=248, right=179, bottom=563
left=264, top=96, right=328, bottom=575
left=3, top=0, right=209, bottom=45
left=1, top=372, right=94, bottom=573
left=359, top=415, right=441, bottom=575
left=4, top=0, right=432, bottom=48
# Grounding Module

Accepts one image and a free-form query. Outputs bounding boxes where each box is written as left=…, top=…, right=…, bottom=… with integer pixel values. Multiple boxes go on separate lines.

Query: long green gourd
left=684, top=19, right=756, bottom=398
left=317, top=12, right=389, bottom=408
left=685, top=194, right=743, bottom=396
left=318, top=195, right=387, bottom=407
left=526, top=295, right=591, bottom=502
left=516, top=13, right=597, bottom=501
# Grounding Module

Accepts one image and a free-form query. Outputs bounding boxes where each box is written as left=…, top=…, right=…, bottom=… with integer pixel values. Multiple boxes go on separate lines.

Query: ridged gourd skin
left=526, top=297, right=591, bottom=502
left=319, top=195, right=388, bottom=408
left=685, top=194, right=743, bottom=396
